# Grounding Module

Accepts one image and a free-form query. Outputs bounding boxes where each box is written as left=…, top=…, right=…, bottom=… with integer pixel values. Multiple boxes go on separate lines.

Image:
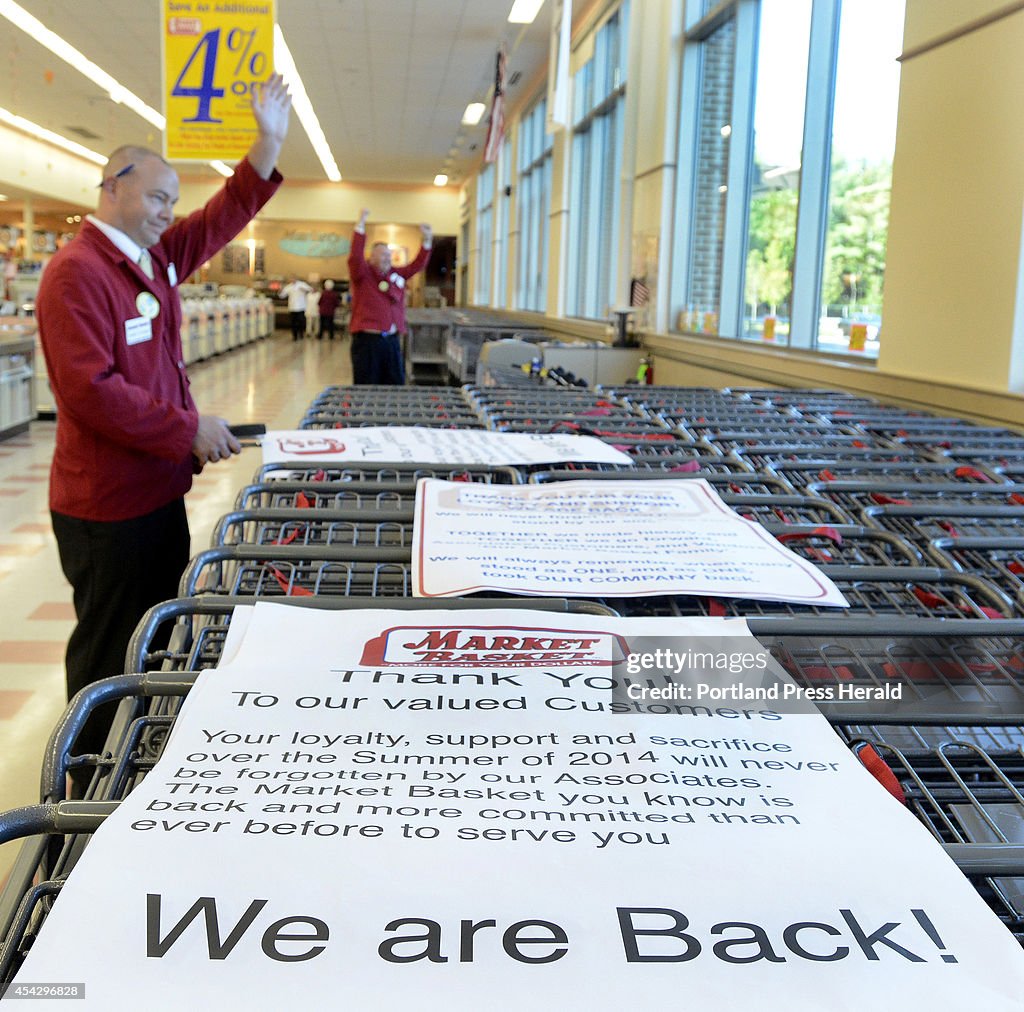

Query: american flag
left=483, top=47, right=507, bottom=164
left=630, top=277, right=650, bottom=306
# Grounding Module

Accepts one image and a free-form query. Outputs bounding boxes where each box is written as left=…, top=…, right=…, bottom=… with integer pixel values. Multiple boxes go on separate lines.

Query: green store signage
left=279, top=232, right=351, bottom=258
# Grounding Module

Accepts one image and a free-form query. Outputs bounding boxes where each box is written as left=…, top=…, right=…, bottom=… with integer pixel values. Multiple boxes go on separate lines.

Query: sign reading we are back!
left=161, top=1, right=276, bottom=161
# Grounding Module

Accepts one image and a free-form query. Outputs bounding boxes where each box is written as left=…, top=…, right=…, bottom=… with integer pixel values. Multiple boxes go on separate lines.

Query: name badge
left=136, top=292, right=160, bottom=319
left=167, top=262, right=178, bottom=287
left=125, top=315, right=152, bottom=345
left=390, top=273, right=405, bottom=290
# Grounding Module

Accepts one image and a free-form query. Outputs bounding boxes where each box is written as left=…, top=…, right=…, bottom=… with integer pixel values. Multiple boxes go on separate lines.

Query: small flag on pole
left=483, top=47, right=507, bottom=164
left=630, top=277, right=650, bottom=306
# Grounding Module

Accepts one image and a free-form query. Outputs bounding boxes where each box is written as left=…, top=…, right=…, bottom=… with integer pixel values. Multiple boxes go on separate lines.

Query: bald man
left=38, top=75, right=290, bottom=725
left=348, top=209, right=432, bottom=384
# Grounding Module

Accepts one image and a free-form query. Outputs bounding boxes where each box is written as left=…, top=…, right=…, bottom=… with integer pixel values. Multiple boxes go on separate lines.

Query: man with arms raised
left=38, top=74, right=291, bottom=742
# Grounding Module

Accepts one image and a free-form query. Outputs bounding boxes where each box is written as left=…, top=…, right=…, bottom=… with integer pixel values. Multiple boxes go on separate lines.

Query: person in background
left=318, top=279, right=340, bottom=341
left=304, top=283, right=320, bottom=337
left=36, top=74, right=290, bottom=757
left=280, top=276, right=312, bottom=341
left=347, top=208, right=432, bottom=384
left=2, top=252, right=16, bottom=302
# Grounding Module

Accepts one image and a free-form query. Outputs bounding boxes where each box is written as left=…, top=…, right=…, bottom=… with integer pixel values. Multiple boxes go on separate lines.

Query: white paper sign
left=412, top=478, right=849, bottom=605
left=12, top=605, right=1024, bottom=1009
left=260, top=428, right=632, bottom=467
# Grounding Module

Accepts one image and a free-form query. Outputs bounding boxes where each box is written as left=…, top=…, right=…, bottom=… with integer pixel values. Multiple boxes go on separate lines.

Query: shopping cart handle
left=229, top=423, right=267, bottom=438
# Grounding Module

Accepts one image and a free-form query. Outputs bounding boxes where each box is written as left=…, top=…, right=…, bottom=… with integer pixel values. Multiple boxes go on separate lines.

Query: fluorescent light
left=208, top=161, right=235, bottom=178
left=433, top=174, right=448, bottom=187
left=462, top=103, right=486, bottom=125
left=720, top=124, right=732, bottom=138
left=0, top=194, right=8, bottom=202
left=0, top=106, right=105, bottom=165
left=274, top=25, right=342, bottom=182
left=508, top=0, right=545, bottom=23
left=0, top=0, right=165, bottom=130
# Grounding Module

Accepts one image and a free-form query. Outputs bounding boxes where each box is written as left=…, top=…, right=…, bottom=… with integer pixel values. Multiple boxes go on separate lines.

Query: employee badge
left=378, top=280, right=389, bottom=292
left=136, top=292, right=160, bottom=319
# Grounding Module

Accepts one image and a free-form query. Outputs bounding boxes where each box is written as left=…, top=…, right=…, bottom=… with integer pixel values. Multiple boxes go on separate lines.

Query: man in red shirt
left=38, top=75, right=290, bottom=718
left=347, top=208, right=432, bottom=384
left=317, top=279, right=341, bottom=341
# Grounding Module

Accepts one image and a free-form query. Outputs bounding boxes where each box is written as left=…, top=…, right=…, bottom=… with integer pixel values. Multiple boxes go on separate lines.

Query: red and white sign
left=361, top=623, right=629, bottom=667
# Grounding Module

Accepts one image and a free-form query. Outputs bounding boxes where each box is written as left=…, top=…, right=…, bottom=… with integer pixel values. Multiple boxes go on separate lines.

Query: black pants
left=351, top=331, right=405, bottom=385
left=318, top=314, right=335, bottom=341
left=289, top=310, right=304, bottom=341
left=52, top=499, right=190, bottom=755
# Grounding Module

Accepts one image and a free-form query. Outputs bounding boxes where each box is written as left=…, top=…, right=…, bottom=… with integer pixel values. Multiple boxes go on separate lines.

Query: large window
left=674, top=0, right=905, bottom=356
left=494, top=138, right=512, bottom=309
left=566, top=3, right=629, bottom=319
left=474, top=164, right=494, bottom=305
left=818, top=0, right=904, bottom=356
left=742, top=0, right=811, bottom=343
left=515, top=98, right=553, bottom=313
left=684, top=15, right=735, bottom=335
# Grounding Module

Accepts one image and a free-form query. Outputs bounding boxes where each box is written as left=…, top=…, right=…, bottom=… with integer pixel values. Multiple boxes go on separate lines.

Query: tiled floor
left=0, top=332, right=352, bottom=882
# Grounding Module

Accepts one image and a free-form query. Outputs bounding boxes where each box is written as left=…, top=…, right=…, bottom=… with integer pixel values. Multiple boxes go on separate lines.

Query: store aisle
left=0, top=334, right=351, bottom=881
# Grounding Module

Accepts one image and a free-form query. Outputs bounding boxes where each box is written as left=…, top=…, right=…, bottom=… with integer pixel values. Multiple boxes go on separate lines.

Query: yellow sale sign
left=848, top=322, right=868, bottom=352
left=162, top=1, right=276, bottom=162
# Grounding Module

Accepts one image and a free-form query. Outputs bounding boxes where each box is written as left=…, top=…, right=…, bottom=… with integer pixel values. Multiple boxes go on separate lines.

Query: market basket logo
left=276, top=436, right=346, bottom=456
left=361, top=625, right=630, bottom=667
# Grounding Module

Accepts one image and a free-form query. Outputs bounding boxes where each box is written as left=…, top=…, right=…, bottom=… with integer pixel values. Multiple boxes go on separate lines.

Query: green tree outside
left=744, top=157, right=892, bottom=335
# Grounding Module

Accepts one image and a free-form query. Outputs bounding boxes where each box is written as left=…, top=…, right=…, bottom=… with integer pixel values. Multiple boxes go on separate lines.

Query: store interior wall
left=880, top=0, right=1024, bottom=393
left=4, top=0, right=1024, bottom=424
left=471, top=0, right=1024, bottom=425
left=201, top=220, right=434, bottom=290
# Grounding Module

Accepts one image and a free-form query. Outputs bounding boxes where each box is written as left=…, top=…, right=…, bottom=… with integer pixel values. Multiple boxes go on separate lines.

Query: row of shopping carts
left=2, top=382, right=1024, bottom=984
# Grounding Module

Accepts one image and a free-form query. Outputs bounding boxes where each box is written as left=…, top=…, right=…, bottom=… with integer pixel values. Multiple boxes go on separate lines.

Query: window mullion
left=789, top=0, right=841, bottom=349
left=716, top=1, right=757, bottom=338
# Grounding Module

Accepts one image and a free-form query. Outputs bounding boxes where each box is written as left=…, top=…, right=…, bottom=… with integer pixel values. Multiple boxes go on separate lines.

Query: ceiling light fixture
left=462, top=103, right=486, bottom=126
left=274, top=25, right=342, bottom=182
left=0, top=0, right=165, bottom=130
left=433, top=174, right=448, bottom=187
left=0, top=106, right=105, bottom=165
left=508, top=0, right=545, bottom=24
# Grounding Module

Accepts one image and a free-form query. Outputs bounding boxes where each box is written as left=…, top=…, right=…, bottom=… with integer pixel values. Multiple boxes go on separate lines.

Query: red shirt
left=318, top=288, right=341, bottom=316
left=347, top=230, right=430, bottom=334
left=38, top=158, right=282, bottom=521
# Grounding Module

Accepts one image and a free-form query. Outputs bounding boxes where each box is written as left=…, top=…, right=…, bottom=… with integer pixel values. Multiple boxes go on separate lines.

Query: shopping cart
left=806, top=480, right=1024, bottom=513
left=528, top=470, right=796, bottom=495
left=769, top=458, right=1005, bottom=489
left=928, top=536, right=1024, bottom=616
left=733, top=444, right=937, bottom=470
left=861, top=503, right=1024, bottom=545
left=213, top=507, right=415, bottom=548
left=584, top=567, right=1012, bottom=620
left=253, top=462, right=523, bottom=484
left=0, top=800, right=117, bottom=984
